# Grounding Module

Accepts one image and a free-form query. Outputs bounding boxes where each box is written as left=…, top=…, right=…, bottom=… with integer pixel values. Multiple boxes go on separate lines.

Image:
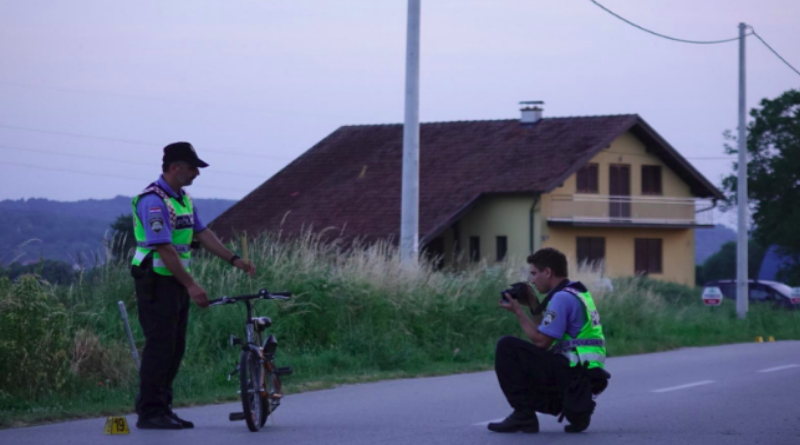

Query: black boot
left=487, top=410, right=539, bottom=433
left=136, top=415, right=184, bottom=430
left=564, top=412, right=591, bottom=433
left=167, top=411, right=194, bottom=429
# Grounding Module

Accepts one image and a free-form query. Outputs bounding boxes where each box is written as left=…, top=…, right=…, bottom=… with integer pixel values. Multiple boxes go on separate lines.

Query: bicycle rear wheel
left=240, top=350, right=262, bottom=432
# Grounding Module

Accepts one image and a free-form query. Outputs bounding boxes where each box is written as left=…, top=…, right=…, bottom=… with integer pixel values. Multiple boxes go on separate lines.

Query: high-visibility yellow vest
left=549, top=284, right=607, bottom=369
left=131, top=185, right=194, bottom=276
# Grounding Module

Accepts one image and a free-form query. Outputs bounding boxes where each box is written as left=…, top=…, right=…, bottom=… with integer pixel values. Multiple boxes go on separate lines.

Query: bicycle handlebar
left=209, top=288, right=292, bottom=307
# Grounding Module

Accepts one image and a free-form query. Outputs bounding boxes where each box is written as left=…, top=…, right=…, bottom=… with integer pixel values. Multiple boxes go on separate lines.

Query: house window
left=635, top=239, right=663, bottom=275
left=496, top=236, right=508, bottom=262
left=577, top=237, right=605, bottom=267
left=576, top=163, right=599, bottom=193
left=642, top=165, right=662, bottom=195
left=424, top=237, right=445, bottom=270
left=469, top=236, right=480, bottom=262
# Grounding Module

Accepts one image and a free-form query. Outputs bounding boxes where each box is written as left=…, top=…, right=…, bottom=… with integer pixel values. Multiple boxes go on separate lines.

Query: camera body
left=500, top=282, right=532, bottom=306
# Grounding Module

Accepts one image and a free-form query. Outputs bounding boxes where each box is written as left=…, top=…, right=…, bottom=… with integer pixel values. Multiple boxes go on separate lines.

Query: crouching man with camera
left=489, top=247, right=609, bottom=434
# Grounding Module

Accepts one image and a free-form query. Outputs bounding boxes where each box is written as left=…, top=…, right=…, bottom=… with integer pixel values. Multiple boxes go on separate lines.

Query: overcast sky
left=1, top=0, right=798, bottom=227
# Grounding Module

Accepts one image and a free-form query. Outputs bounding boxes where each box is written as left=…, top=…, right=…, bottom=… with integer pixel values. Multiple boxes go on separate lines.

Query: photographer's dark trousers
left=132, top=267, right=191, bottom=420
left=494, top=336, right=572, bottom=415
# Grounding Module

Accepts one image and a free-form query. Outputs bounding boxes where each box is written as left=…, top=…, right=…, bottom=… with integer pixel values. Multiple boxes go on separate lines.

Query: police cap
left=163, top=142, right=209, bottom=168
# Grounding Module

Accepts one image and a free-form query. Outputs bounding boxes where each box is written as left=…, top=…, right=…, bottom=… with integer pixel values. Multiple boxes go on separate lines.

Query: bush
left=0, top=276, right=71, bottom=399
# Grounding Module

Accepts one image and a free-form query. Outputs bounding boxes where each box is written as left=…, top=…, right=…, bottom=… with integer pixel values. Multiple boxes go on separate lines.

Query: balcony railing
left=548, top=194, right=715, bottom=227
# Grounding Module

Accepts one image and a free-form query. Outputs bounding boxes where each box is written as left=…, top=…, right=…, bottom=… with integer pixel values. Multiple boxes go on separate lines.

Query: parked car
left=704, top=279, right=798, bottom=309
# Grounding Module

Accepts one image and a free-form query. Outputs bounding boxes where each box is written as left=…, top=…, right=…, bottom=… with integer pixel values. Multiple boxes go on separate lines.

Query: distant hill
left=0, top=196, right=236, bottom=265
left=695, top=225, right=737, bottom=265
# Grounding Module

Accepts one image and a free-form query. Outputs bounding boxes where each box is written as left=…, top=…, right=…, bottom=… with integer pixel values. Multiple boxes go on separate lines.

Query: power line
left=588, top=0, right=748, bottom=44
left=0, top=144, right=272, bottom=179
left=0, top=160, right=251, bottom=193
left=588, top=1, right=800, bottom=78
left=751, top=29, right=800, bottom=77
left=0, top=123, right=293, bottom=161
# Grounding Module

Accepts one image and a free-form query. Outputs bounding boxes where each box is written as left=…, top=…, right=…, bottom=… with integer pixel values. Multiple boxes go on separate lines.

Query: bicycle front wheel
left=240, top=350, right=262, bottom=432
left=259, top=361, right=282, bottom=427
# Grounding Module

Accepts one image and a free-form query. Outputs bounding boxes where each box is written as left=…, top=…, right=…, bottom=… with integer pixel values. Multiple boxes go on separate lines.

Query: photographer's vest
left=131, top=184, right=194, bottom=276
left=549, top=284, right=607, bottom=369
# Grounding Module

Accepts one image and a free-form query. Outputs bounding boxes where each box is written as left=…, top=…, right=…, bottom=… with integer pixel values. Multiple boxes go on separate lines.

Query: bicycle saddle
left=252, top=317, right=273, bottom=331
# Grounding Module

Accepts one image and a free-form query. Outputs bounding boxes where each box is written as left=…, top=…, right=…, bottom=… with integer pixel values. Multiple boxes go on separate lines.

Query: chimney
left=520, top=101, right=544, bottom=125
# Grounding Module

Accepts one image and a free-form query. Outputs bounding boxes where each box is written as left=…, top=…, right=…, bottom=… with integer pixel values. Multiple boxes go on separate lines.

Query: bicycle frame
left=209, top=289, right=292, bottom=414
left=242, top=299, right=261, bottom=350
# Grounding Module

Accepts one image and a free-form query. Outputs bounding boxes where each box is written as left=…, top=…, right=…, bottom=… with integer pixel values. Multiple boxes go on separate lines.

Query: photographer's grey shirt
left=538, top=283, right=587, bottom=340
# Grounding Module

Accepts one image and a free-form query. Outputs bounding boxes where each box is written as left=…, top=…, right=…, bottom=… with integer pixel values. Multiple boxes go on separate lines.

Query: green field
left=2, top=233, right=799, bottom=428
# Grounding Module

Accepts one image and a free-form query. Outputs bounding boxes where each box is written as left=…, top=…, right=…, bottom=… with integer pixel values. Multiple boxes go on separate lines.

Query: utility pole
left=400, top=0, right=421, bottom=264
left=736, top=22, right=749, bottom=320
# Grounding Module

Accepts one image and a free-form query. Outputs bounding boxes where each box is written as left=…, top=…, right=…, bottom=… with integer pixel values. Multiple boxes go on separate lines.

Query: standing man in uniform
left=131, top=142, right=255, bottom=430
left=489, top=247, right=608, bottom=434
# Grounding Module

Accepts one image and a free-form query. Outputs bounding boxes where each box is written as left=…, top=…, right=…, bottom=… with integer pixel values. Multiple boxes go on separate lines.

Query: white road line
left=652, top=380, right=716, bottom=393
left=758, top=364, right=799, bottom=373
left=473, top=418, right=506, bottom=426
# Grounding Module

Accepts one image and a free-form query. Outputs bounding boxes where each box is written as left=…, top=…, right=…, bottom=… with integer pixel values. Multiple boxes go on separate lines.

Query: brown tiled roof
left=210, top=115, right=723, bottom=243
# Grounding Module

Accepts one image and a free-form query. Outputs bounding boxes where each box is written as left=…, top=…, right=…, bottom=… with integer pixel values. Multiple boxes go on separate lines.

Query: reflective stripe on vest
left=153, top=258, right=192, bottom=269
left=549, top=284, right=607, bottom=369
left=553, top=339, right=606, bottom=351
left=131, top=184, right=194, bottom=276
left=562, top=352, right=606, bottom=365
left=133, top=245, right=191, bottom=259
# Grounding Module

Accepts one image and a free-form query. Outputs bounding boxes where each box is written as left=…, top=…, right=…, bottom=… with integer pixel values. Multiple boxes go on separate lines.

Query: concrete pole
left=736, top=22, right=749, bottom=320
left=400, top=0, right=421, bottom=264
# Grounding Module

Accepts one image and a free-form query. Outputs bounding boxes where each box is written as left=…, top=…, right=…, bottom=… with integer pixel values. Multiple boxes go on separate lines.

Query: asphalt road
left=2, top=341, right=799, bottom=445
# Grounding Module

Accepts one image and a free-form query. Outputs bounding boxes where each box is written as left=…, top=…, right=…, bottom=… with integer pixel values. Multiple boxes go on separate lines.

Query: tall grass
left=2, top=231, right=799, bottom=428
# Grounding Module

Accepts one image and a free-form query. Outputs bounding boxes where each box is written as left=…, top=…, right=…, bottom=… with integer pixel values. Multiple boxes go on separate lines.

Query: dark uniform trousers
left=494, top=336, right=573, bottom=416
left=132, top=265, right=191, bottom=420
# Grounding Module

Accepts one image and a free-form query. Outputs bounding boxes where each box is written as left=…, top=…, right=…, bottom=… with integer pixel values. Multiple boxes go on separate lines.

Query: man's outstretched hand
left=188, top=283, right=210, bottom=308
left=233, top=259, right=256, bottom=278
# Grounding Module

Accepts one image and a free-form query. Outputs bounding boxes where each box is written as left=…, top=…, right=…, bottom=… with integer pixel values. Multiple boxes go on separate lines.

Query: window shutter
left=635, top=239, right=647, bottom=274
left=577, top=168, right=587, bottom=192
left=591, top=238, right=605, bottom=263
left=578, top=237, right=605, bottom=265
left=496, top=236, right=508, bottom=262
left=469, top=237, right=480, bottom=262
left=577, top=238, right=589, bottom=264
left=577, top=164, right=599, bottom=193
left=653, top=167, right=662, bottom=194
left=649, top=239, right=663, bottom=273
left=642, top=166, right=663, bottom=195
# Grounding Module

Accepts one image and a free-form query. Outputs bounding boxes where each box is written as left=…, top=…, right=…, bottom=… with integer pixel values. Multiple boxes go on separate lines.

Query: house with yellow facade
left=212, top=107, right=723, bottom=286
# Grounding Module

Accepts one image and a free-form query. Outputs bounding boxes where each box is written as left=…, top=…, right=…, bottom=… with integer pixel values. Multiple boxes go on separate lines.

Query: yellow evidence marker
left=103, top=417, right=131, bottom=435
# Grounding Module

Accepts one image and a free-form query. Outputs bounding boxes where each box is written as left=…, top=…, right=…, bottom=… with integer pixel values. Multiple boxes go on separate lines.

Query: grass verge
left=2, top=232, right=799, bottom=428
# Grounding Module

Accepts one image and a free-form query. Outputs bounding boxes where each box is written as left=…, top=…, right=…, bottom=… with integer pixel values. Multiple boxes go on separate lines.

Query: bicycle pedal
left=229, top=412, right=245, bottom=421
left=275, top=366, right=293, bottom=376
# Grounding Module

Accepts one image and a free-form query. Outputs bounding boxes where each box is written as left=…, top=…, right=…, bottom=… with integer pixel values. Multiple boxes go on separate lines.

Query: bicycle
left=209, top=288, right=293, bottom=432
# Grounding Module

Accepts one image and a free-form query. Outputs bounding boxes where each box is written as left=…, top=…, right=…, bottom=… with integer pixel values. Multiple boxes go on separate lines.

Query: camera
left=500, top=282, right=532, bottom=306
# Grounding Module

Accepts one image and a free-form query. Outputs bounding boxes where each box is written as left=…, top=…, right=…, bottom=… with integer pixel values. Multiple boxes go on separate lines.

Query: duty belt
left=552, top=339, right=606, bottom=352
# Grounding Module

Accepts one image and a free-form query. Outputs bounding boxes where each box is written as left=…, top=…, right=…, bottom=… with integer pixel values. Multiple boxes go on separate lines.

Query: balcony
left=548, top=194, right=715, bottom=228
